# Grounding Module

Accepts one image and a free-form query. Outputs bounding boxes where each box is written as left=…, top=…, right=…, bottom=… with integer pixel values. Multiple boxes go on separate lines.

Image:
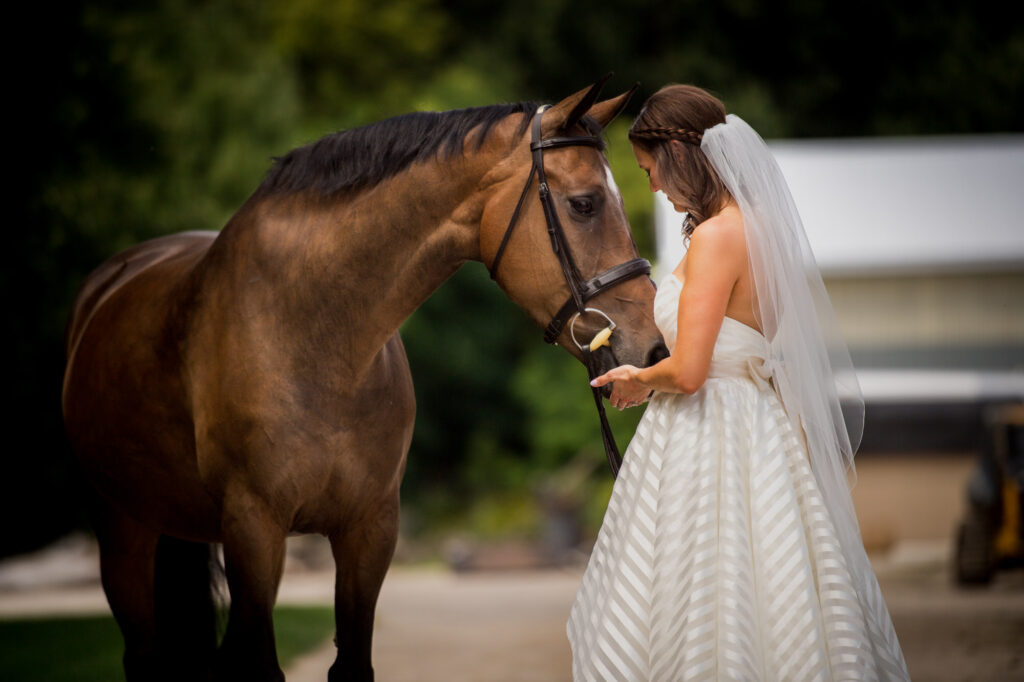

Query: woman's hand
left=591, top=365, right=652, bottom=410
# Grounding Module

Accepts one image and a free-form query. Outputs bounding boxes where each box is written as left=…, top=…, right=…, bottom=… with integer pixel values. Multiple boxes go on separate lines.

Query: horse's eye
left=569, top=197, right=594, bottom=216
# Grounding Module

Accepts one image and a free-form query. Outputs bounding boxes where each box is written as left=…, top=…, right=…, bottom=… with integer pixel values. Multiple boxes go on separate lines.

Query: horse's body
left=62, top=81, right=666, bottom=681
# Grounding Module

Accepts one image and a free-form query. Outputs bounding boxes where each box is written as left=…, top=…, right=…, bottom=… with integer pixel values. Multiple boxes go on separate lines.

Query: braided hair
left=628, top=126, right=704, bottom=146
left=628, top=85, right=732, bottom=231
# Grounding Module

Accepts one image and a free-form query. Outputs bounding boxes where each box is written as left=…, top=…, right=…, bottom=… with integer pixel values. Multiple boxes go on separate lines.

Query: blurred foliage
left=268, top=0, right=451, bottom=127
left=6, top=0, right=1022, bottom=556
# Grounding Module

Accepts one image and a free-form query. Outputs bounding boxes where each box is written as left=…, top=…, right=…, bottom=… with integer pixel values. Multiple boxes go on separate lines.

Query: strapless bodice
left=654, top=273, right=776, bottom=389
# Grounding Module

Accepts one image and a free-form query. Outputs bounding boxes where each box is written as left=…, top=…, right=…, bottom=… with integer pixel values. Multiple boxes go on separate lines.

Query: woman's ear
left=667, top=139, right=689, bottom=161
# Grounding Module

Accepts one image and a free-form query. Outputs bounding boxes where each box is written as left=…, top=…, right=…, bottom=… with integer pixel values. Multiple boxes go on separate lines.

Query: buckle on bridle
left=569, top=308, right=616, bottom=352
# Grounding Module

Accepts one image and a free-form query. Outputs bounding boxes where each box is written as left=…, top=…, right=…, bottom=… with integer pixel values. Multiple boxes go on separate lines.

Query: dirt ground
left=2, top=454, right=1022, bottom=681
left=2, top=553, right=1022, bottom=682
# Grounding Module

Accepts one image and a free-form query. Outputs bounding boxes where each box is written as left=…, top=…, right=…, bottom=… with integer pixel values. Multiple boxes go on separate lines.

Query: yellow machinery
left=955, top=402, right=1024, bottom=585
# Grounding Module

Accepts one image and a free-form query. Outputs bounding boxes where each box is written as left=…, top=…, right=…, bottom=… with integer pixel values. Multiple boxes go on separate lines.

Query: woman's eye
left=569, top=197, right=594, bottom=216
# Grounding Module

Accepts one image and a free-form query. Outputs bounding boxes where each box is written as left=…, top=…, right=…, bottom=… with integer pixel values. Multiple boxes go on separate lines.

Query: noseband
left=488, top=106, right=653, bottom=477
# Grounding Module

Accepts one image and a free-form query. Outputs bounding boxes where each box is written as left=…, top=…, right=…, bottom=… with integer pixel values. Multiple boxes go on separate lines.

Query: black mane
left=258, top=102, right=539, bottom=196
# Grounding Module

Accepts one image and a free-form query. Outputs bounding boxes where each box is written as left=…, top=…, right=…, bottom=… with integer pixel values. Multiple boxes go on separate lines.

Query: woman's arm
left=594, top=214, right=747, bottom=396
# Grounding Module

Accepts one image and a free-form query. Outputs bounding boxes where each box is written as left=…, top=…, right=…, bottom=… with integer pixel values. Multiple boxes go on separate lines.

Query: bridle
left=489, top=106, right=652, bottom=346
left=488, top=106, right=652, bottom=477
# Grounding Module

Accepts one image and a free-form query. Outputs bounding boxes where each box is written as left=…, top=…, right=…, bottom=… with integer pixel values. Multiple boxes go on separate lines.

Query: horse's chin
left=590, top=345, right=619, bottom=399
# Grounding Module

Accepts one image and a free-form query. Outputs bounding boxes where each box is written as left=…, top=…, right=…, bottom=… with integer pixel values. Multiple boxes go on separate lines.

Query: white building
left=654, top=134, right=1024, bottom=451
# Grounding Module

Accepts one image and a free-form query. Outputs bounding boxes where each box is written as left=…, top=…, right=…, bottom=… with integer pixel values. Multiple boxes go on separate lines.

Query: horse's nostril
left=645, top=342, right=670, bottom=367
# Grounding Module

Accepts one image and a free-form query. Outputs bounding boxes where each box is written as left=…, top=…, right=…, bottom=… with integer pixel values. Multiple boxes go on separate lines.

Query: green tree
left=9, top=0, right=1022, bottom=555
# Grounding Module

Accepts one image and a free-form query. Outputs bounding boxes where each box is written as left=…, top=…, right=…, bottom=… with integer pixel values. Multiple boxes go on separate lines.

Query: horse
left=61, top=76, right=668, bottom=681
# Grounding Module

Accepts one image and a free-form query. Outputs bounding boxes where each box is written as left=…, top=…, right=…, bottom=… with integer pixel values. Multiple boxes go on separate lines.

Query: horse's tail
left=154, top=535, right=223, bottom=676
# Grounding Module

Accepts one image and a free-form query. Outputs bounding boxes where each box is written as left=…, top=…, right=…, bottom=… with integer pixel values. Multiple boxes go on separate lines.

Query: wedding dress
left=566, top=272, right=910, bottom=681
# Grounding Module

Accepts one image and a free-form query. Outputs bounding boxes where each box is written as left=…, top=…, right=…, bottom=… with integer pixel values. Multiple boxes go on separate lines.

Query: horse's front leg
left=217, top=491, right=288, bottom=681
left=327, top=493, right=401, bottom=682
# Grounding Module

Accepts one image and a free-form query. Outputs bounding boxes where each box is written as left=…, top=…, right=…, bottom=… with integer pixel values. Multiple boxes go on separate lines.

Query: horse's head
left=480, top=77, right=670, bottom=393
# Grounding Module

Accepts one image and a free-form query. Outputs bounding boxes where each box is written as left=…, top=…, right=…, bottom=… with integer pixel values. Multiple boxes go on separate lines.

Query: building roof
left=654, top=134, right=1024, bottom=277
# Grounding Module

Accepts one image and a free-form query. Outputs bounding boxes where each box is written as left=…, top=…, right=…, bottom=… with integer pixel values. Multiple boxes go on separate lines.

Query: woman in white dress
left=567, top=84, right=911, bottom=681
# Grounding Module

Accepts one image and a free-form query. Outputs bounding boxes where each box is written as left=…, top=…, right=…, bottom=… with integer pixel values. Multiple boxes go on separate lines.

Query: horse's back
left=65, top=231, right=216, bottom=359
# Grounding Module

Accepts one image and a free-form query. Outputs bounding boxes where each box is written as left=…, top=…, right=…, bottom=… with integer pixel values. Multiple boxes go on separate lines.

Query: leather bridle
left=488, top=106, right=652, bottom=477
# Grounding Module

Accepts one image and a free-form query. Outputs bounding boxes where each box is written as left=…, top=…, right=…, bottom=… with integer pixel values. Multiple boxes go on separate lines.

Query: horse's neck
left=206, top=157, right=490, bottom=382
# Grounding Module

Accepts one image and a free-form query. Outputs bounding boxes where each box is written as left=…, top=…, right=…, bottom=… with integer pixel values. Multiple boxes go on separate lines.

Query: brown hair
left=628, top=84, right=731, bottom=228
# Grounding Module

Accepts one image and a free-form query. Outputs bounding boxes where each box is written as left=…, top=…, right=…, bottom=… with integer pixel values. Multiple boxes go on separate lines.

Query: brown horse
left=62, top=78, right=667, bottom=681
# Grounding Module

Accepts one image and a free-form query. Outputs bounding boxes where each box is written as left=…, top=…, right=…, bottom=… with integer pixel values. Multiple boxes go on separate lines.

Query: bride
left=567, top=84, right=911, bottom=681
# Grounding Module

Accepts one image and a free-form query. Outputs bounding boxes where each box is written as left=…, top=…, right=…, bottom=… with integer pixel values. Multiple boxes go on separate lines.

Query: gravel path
left=286, top=567, right=583, bottom=682
left=2, top=541, right=1023, bottom=681
left=284, top=550, right=1024, bottom=682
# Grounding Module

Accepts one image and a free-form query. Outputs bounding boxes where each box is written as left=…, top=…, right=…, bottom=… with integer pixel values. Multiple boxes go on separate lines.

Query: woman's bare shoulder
left=695, top=205, right=744, bottom=240
left=689, top=207, right=746, bottom=262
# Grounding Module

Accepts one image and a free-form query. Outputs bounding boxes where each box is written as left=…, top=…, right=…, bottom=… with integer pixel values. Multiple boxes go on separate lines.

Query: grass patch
left=0, top=606, right=336, bottom=681
left=274, top=605, right=336, bottom=667
left=0, top=614, right=124, bottom=682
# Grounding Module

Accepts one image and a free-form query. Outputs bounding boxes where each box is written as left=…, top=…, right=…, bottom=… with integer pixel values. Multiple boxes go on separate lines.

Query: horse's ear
left=586, top=82, right=640, bottom=131
left=541, top=73, right=614, bottom=136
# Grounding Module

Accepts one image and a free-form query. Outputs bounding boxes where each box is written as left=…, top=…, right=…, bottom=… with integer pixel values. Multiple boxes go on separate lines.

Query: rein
left=489, top=106, right=652, bottom=478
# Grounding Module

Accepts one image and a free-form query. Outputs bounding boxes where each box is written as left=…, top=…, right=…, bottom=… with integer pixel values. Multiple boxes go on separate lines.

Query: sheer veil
left=702, top=114, right=910, bottom=677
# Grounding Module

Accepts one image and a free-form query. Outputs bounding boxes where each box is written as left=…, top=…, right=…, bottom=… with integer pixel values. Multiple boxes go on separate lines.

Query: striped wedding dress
left=567, top=273, right=910, bottom=681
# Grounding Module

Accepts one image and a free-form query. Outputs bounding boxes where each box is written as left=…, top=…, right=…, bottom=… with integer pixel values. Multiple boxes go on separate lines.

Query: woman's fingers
left=591, top=365, right=636, bottom=388
left=607, top=373, right=650, bottom=410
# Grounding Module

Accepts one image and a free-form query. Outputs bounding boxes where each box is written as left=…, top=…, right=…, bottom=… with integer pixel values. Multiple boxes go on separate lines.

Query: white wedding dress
left=567, top=273, right=910, bottom=681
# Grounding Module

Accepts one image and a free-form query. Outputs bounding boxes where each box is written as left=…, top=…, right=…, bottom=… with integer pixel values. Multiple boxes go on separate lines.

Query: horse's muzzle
left=645, top=341, right=670, bottom=368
